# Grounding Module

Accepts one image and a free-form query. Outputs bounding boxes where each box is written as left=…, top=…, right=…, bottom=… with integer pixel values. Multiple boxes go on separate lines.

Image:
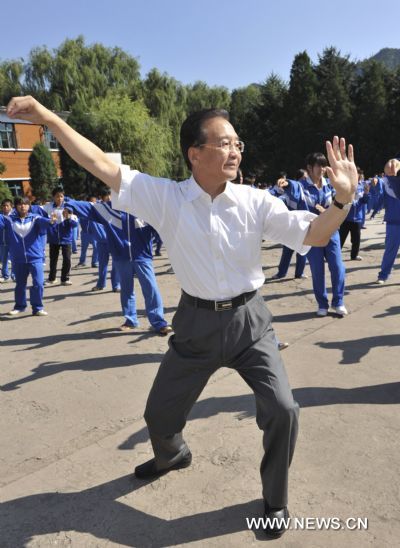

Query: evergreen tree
left=28, top=142, right=58, bottom=202
left=0, top=162, right=13, bottom=202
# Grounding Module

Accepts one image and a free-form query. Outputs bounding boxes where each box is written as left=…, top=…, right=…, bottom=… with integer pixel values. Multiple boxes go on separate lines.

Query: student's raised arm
left=6, top=96, right=121, bottom=193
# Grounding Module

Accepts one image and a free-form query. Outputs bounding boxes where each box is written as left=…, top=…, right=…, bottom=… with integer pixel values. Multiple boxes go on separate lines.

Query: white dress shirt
left=112, top=168, right=316, bottom=300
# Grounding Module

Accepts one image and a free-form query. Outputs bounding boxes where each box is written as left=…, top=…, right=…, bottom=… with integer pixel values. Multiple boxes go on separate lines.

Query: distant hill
left=368, top=48, right=400, bottom=70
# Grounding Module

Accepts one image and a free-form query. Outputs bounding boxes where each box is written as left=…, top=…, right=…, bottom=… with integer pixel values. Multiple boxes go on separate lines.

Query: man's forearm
left=46, top=113, right=121, bottom=193
left=303, top=203, right=348, bottom=246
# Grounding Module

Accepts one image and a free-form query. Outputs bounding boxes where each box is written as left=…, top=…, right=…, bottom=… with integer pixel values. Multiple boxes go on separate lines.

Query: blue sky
left=2, top=0, right=399, bottom=90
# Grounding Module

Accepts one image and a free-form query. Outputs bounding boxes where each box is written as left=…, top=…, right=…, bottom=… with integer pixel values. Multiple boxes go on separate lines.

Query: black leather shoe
left=135, top=451, right=192, bottom=479
left=264, top=502, right=289, bottom=538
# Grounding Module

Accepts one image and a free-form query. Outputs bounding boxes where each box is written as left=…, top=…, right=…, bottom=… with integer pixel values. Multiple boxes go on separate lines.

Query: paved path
left=1, top=213, right=399, bottom=547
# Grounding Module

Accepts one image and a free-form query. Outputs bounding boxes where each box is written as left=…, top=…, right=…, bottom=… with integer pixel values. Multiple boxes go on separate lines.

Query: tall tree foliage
left=28, top=142, right=58, bottom=202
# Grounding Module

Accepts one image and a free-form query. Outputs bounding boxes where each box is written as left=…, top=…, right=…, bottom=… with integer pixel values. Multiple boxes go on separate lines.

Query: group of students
left=248, top=152, right=400, bottom=317
left=1, top=155, right=399, bottom=326
left=0, top=187, right=171, bottom=335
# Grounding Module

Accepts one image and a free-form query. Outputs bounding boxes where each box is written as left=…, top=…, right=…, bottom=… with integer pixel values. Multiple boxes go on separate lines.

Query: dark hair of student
left=14, top=196, right=31, bottom=207
left=180, top=108, right=230, bottom=170
left=99, top=188, right=111, bottom=198
left=52, top=185, right=64, bottom=197
left=296, top=168, right=307, bottom=180
left=1, top=198, right=13, bottom=206
left=305, top=152, right=327, bottom=168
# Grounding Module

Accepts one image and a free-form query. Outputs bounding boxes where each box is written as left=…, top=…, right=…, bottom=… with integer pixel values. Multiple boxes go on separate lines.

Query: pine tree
left=28, top=143, right=58, bottom=202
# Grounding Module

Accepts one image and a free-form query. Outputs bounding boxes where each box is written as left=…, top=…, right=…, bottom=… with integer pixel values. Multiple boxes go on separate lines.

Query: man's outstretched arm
left=6, top=96, right=121, bottom=193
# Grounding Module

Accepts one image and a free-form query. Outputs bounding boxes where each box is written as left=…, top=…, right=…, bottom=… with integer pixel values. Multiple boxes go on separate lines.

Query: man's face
left=189, top=117, right=242, bottom=185
left=54, top=192, right=64, bottom=207
left=88, top=197, right=97, bottom=203
left=2, top=202, right=12, bottom=215
left=101, top=195, right=111, bottom=202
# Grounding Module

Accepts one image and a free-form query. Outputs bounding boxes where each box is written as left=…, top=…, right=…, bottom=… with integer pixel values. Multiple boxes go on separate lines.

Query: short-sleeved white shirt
left=112, top=168, right=316, bottom=300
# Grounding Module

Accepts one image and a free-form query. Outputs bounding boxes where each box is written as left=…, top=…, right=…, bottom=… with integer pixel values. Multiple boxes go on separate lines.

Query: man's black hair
left=14, top=196, right=31, bottom=207
left=99, top=188, right=111, bottom=198
left=1, top=198, right=13, bottom=206
left=305, top=152, right=327, bottom=168
left=180, top=108, right=230, bottom=170
left=52, top=185, right=64, bottom=197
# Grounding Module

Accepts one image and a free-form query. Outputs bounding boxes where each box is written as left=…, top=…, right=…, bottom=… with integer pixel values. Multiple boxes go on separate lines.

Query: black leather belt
left=181, top=289, right=257, bottom=311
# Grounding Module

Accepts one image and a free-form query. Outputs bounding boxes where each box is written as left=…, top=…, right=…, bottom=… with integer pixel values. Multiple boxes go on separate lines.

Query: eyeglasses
left=195, top=139, right=245, bottom=153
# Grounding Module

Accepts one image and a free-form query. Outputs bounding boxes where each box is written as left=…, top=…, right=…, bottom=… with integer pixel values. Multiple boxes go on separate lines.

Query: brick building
left=0, top=107, right=66, bottom=197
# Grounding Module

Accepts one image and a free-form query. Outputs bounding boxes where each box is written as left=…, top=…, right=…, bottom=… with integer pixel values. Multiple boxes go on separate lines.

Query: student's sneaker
left=316, top=308, right=328, bottom=317
left=73, top=262, right=86, bottom=269
left=91, top=286, right=104, bottom=292
left=61, top=280, right=73, bottom=286
left=0, top=277, right=8, bottom=283
left=295, top=274, right=308, bottom=279
left=351, top=256, right=363, bottom=261
left=33, top=309, right=48, bottom=316
left=113, top=287, right=121, bottom=293
left=376, top=279, right=386, bottom=285
left=45, top=279, right=58, bottom=286
left=119, top=322, right=139, bottom=332
left=334, top=305, right=348, bottom=316
left=8, top=308, right=24, bottom=316
left=91, top=263, right=99, bottom=268
left=271, top=273, right=284, bottom=280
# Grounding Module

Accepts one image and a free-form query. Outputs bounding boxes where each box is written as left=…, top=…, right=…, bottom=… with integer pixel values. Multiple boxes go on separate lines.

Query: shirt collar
left=183, top=176, right=238, bottom=205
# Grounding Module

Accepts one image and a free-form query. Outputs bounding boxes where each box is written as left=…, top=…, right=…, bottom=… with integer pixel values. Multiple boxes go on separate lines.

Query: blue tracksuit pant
left=113, top=258, right=167, bottom=330
left=79, top=232, right=98, bottom=266
left=96, top=241, right=120, bottom=290
left=13, top=261, right=44, bottom=313
left=276, top=246, right=307, bottom=278
left=307, top=231, right=345, bottom=309
left=1, top=244, right=11, bottom=279
left=378, top=223, right=400, bottom=281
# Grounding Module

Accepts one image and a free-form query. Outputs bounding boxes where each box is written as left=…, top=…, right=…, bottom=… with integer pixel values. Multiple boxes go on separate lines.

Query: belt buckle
left=215, top=299, right=233, bottom=311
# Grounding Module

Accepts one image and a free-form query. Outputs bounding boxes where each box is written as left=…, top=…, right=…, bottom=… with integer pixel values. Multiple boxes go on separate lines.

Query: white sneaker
left=334, top=305, right=348, bottom=316
left=376, top=279, right=385, bottom=285
left=352, top=256, right=363, bottom=261
left=316, top=308, right=328, bottom=317
left=8, top=308, right=24, bottom=316
left=61, top=280, right=73, bottom=286
left=33, top=309, right=48, bottom=316
left=45, top=279, right=58, bottom=286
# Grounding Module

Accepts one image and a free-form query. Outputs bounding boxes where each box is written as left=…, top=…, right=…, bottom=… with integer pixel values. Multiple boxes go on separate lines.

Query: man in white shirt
left=7, top=96, right=357, bottom=538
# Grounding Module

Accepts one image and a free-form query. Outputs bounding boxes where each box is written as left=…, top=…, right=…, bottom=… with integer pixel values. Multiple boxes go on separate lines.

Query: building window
left=43, top=126, right=58, bottom=149
left=6, top=181, right=23, bottom=197
left=0, top=122, right=17, bottom=148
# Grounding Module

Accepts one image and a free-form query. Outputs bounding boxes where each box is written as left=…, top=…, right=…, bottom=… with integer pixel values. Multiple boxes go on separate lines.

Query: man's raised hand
left=6, top=96, right=54, bottom=126
left=325, top=136, right=358, bottom=203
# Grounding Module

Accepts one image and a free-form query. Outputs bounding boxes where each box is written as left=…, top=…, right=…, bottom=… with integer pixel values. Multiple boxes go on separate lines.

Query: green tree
left=0, top=162, right=13, bottom=202
left=0, top=59, right=24, bottom=105
left=281, top=52, right=319, bottom=174
left=314, top=47, right=354, bottom=142
left=28, top=142, right=58, bottom=202
left=352, top=60, right=388, bottom=174
left=60, top=93, right=172, bottom=195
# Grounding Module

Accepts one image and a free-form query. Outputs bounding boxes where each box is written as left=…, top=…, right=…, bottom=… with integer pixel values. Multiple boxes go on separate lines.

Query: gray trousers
left=144, top=291, right=299, bottom=508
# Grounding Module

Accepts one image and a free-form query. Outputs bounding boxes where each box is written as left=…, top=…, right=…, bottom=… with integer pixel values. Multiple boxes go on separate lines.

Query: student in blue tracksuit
left=0, top=198, right=14, bottom=282
left=66, top=196, right=171, bottom=334
left=279, top=152, right=347, bottom=317
left=0, top=196, right=57, bottom=316
left=41, top=186, right=77, bottom=285
left=369, top=175, right=384, bottom=218
left=376, top=159, right=400, bottom=284
left=339, top=169, right=370, bottom=260
left=74, top=195, right=98, bottom=268
left=269, top=170, right=308, bottom=280
left=89, top=189, right=120, bottom=292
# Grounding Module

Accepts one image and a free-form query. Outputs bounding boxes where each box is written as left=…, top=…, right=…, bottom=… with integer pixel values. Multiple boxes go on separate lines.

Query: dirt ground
left=0, top=212, right=399, bottom=547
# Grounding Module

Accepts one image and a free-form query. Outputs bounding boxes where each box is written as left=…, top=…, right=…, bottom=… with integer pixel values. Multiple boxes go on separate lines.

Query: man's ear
left=188, top=146, right=200, bottom=168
